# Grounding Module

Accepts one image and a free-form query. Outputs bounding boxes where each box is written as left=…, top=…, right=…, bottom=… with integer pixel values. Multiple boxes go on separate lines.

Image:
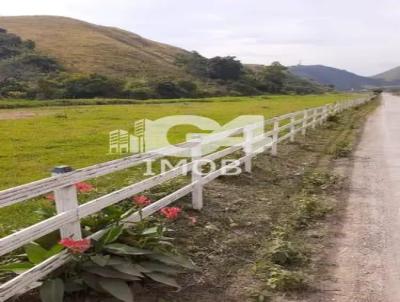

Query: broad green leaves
left=104, top=243, right=153, bottom=256
left=146, top=272, right=180, bottom=288
left=25, top=242, right=64, bottom=265
left=0, top=262, right=34, bottom=274
left=39, top=279, right=64, bottom=302
left=98, top=278, right=134, bottom=302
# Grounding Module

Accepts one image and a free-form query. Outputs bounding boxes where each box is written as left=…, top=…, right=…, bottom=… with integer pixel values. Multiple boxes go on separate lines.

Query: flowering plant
left=133, top=195, right=152, bottom=206
left=160, top=207, right=182, bottom=220
left=1, top=194, right=197, bottom=302
left=59, top=238, right=91, bottom=254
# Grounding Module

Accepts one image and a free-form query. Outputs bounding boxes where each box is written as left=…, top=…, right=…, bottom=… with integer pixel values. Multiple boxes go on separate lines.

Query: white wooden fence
left=0, top=95, right=374, bottom=301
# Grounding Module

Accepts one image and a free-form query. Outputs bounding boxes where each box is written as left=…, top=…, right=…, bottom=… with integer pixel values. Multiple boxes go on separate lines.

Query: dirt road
left=332, top=93, right=400, bottom=301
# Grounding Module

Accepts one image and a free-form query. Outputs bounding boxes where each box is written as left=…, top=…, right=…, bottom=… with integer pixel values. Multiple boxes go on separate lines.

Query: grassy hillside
left=0, top=16, right=189, bottom=79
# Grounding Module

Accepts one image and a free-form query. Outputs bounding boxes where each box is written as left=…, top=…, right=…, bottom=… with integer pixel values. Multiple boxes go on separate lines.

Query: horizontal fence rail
left=0, top=95, right=375, bottom=301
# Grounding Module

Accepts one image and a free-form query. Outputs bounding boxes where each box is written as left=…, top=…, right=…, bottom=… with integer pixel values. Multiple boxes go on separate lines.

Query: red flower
left=133, top=195, right=151, bottom=206
left=59, top=238, right=91, bottom=254
left=160, top=207, right=182, bottom=220
left=45, top=194, right=55, bottom=201
left=75, top=182, right=94, bottom=193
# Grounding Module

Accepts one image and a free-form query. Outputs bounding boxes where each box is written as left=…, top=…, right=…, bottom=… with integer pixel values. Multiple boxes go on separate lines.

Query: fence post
left=302, top=109, right=308, bottom=135
left=271, top=118, right=279, bottom=156
left=318, top=107, right=324, bottom=125
left=290, top=115, right=296, bottom=142
left=191, top=136, right=203, bottom=210
left=243, top=125, right=254, bottom=172
left=323, top=105, right=329, bottom=122
left=312, top=108, right=317, bottom=129
left=52, top=166, right=82, bottom=240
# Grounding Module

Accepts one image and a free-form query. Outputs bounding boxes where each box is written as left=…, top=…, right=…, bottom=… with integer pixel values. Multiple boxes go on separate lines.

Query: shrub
left=63, top=74, right=124, bottom=99
left=268, top=238, right=308, bottom=267
left=155, top=81, right=183, bottom=98
left=0, top=193, right=197, bottom=302
left=177, top=80, right=198, bottom=97
left=294, top=196, right=332, bottom=228
left=334, top=141, right=352, bottom=158
left=126, top=87, right=155, bottom=99
left=207, top=56, right=244, bottom=80
left=266, top=267, right=308, bottom=291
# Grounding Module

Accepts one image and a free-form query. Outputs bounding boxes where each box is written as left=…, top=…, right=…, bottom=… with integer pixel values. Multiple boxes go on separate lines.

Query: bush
left=126, top=87, right=155, bottom=99
left=333, top=141, right=352, bottom=158
left=228, top=81, right=260, bottom=96
left=268, top=238, right=308, bottom=267
left=207, top=56, right=243, bottom=80
left=155, top=81, right=183, bottom=98
left=63, top=74, right=124, bottom=99
left=154, top=80, right=198, bottom=98
left=177, top=80, right=198, bottom=97
left=266, top=267, right=308, bottom=291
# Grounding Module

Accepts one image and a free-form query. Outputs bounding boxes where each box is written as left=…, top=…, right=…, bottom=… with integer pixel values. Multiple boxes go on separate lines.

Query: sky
left=1, top=0, right=399, bottom=76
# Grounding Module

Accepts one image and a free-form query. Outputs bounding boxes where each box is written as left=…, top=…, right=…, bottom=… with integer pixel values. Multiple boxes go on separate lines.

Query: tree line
left=0, top=29, right=327, bottom=100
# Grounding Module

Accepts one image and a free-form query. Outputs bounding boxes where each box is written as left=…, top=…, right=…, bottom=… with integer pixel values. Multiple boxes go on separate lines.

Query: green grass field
left=0, top=93, right=363, bottom=235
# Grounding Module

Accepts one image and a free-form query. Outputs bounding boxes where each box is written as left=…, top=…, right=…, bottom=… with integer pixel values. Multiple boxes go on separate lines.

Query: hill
left=289, top=65, right=384, bottom=91
left=0, top=16, right=328, bottom=99
left=372, top=66, right=400, bottom=82
left=0, top=28, right=62, bottom=98
left=0, top=16, right=189, bottom=79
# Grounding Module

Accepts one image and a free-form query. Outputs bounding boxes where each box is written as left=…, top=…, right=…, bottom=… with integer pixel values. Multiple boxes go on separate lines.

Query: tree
left=207, top=56, right=243, bottom=80
left=177, top=80, right=198, bottom=97
left=176, top=51, right=208, bottom=78
left=155, top=81, right=182, bottom=98
left=260, top=62, right=288, bottom=93
left=63, top=74, right=124, bottom=98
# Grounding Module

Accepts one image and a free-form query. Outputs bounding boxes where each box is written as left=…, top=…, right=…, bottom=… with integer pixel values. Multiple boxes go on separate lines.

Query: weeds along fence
left=0, top=95, right=374, bottom=301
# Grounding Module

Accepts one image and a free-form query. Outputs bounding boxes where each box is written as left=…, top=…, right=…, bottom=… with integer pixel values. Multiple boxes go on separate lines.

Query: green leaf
left=148, top=254, right=198, bottom=270
left=141, top=226, right=159, bottom=235
left=104, top=243, right=153, bottom=256
left=45, top=244, right=64, bottom=258
left=25, top=243, right=48, bottom=265
left=145, top=272, right=180, bottom=289
left=39, top=278, right=64, bottom=302
left=138, top=262, right=182, bottom=275
left=112, top=263, right=145, bottom=277
left=0, top=262, right=34, bottom=274
left=91, top=254, right=110, bottom=267
left=82, top=272, right=104, bottom=292
left=64, top=280, right=84, bottom=293
left=84, top=266, right=141, bottom=281
left=107, top=256, right=129, bottom=266
left=100, top=226, right=124, bottom=245
left=98, top=278, right=134, bottom=302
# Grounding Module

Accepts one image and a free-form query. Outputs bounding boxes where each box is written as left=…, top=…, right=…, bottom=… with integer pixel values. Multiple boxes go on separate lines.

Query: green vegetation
left=0, top=16, right=331, bottom=100
left=176, top=52, right=330, bottom=97
left=1, top=194, right=197, bottom=302
left=0, top=93, right=360, bottom=236
left=249, top=100, right=379, bottom=300
left=0, top=16, right=187, bottom=79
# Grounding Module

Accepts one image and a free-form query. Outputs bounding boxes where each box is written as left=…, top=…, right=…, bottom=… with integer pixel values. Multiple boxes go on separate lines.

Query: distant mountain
left=373, top=66, right=400, bottom=82
left=289, top=65, right=384, bottom=91
left=0, top=16, right=189, bottom=79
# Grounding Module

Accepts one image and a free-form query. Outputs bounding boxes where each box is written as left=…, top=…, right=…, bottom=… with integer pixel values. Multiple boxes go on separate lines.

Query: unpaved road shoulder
left=332, top=93, right=400, bottom=302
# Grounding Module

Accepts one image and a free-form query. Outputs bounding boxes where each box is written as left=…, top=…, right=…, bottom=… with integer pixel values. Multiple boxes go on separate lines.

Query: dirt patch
left=0, top=110, right=48, bottom=120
